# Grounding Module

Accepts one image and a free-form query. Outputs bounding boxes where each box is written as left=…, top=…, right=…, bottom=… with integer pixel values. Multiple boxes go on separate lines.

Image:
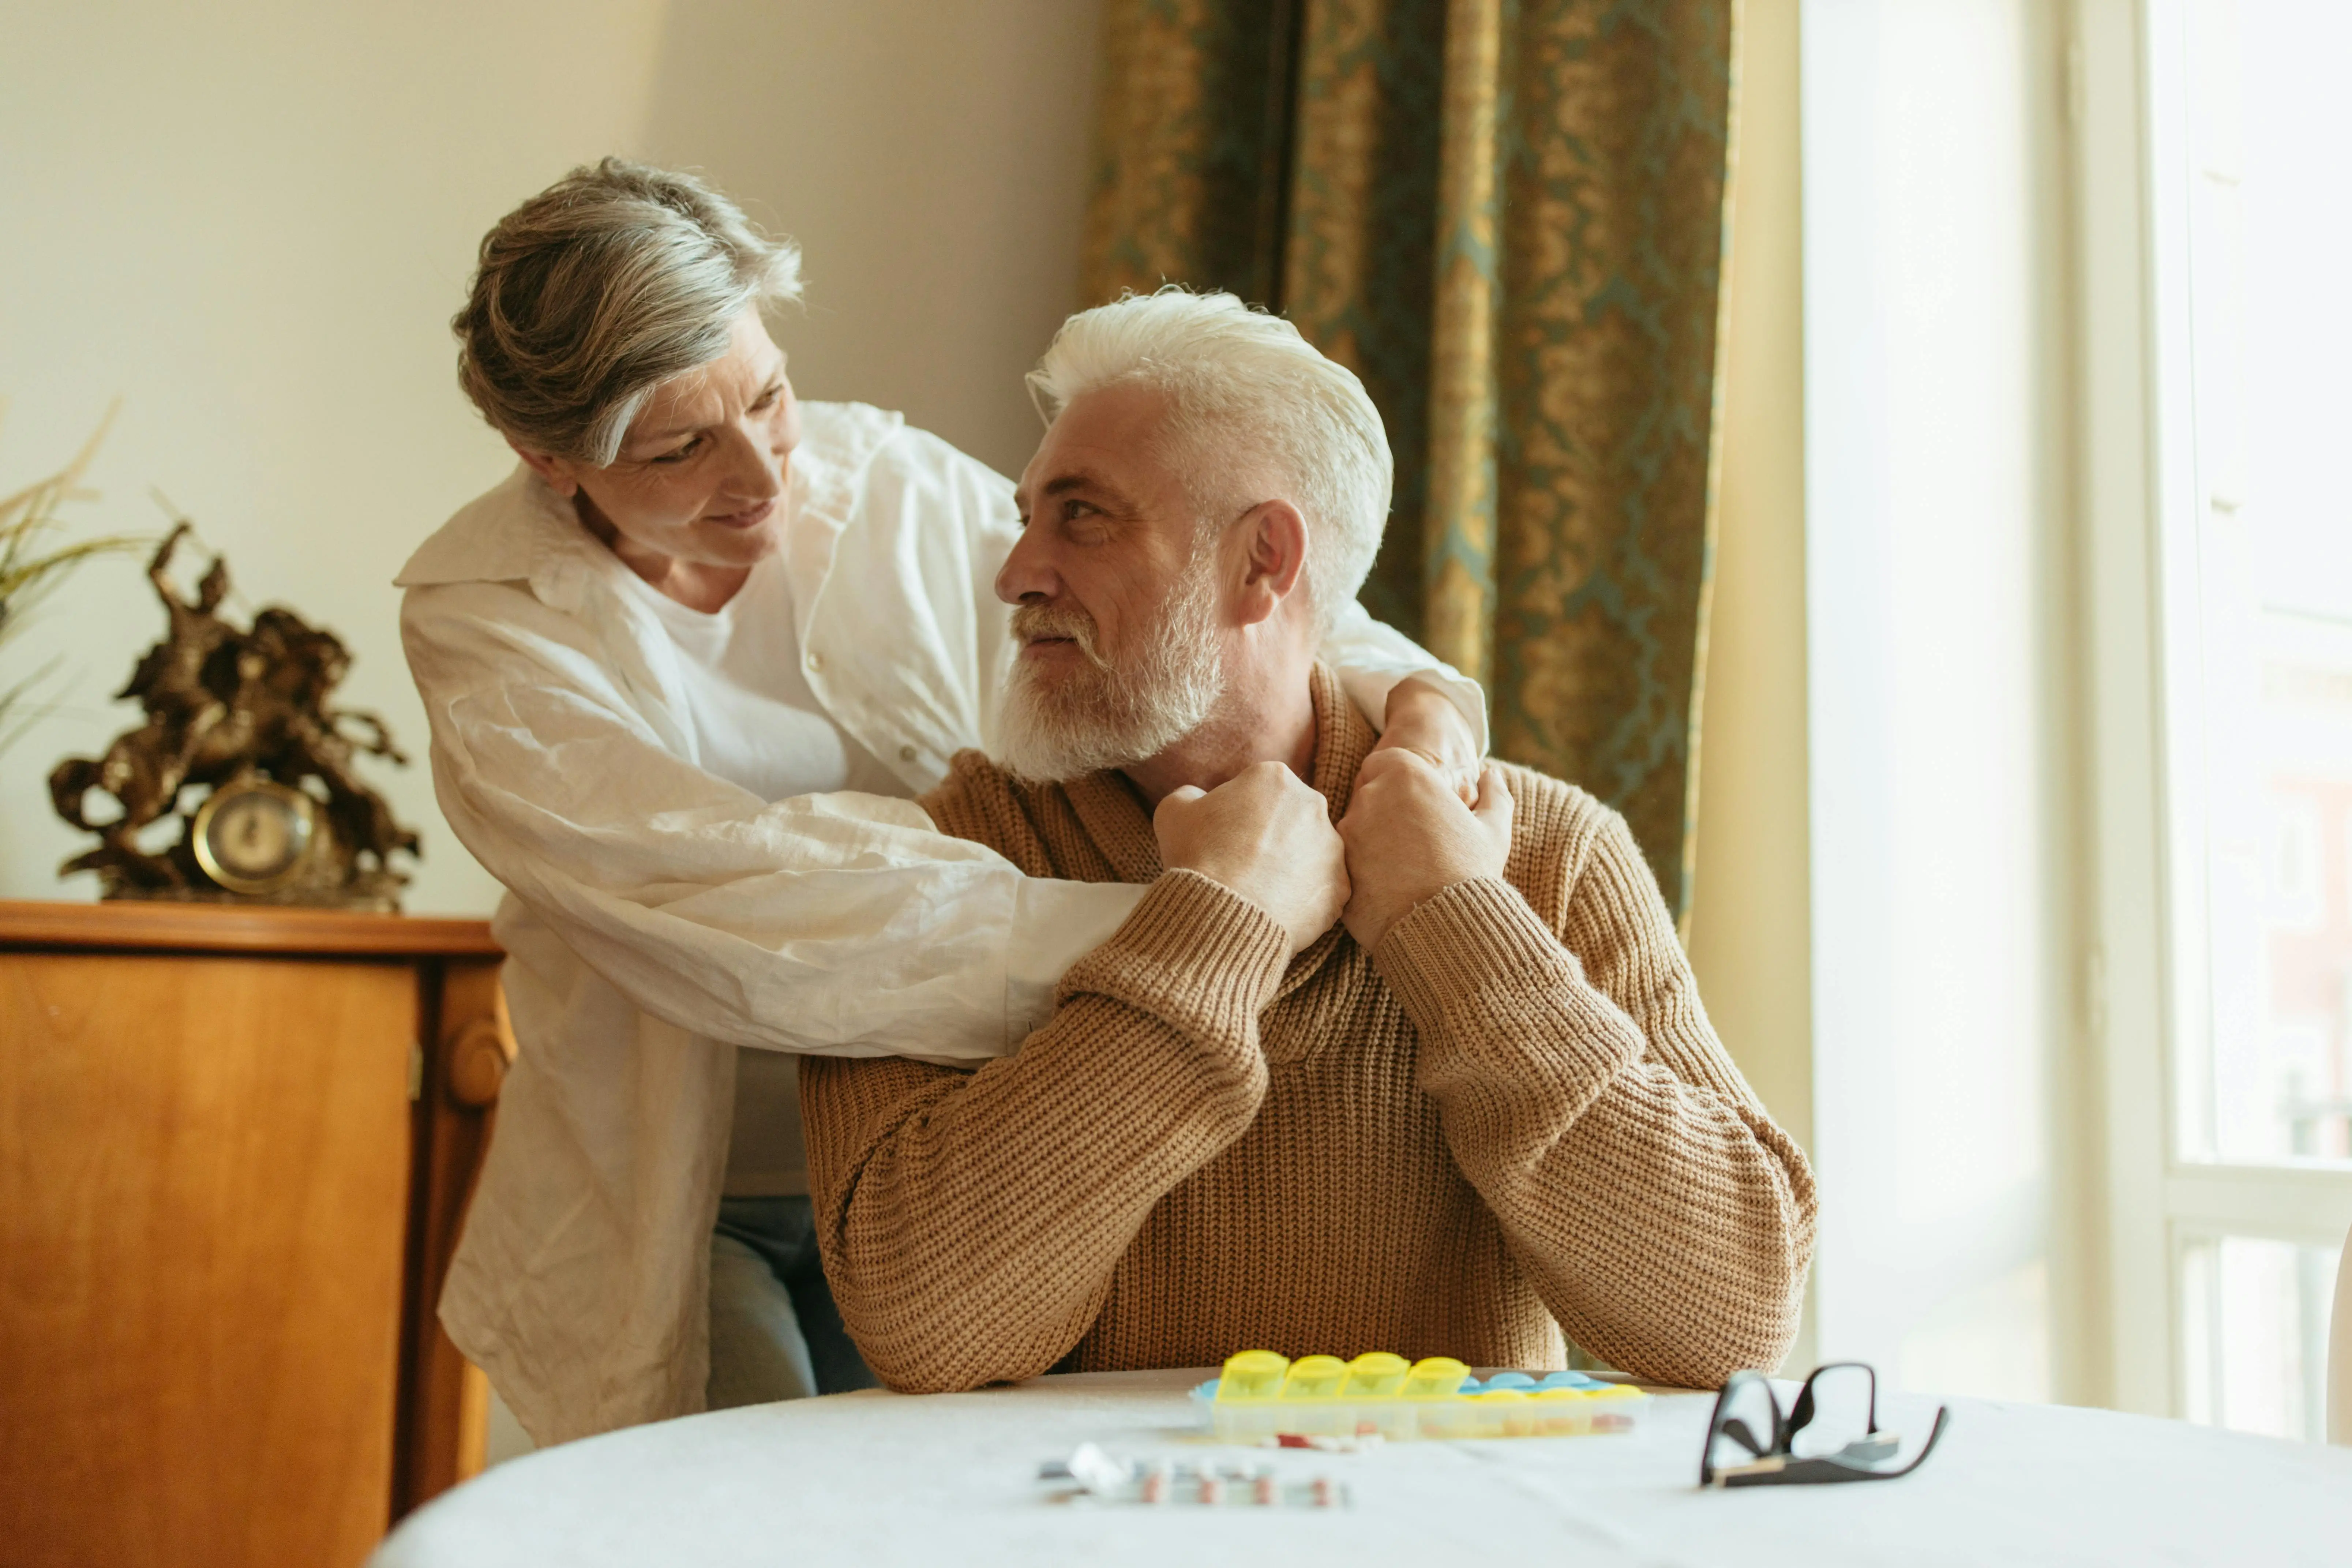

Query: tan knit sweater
left=800, top=665, right=1816, bottom=1394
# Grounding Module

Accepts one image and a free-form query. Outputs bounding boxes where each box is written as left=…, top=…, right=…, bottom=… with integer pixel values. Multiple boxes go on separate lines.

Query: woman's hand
left=1364, top=676, right=1482, bottom=804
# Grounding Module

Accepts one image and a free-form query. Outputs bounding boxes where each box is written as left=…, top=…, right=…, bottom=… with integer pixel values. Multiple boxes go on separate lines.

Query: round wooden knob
left=445, top=1018, right=511, bottom=1107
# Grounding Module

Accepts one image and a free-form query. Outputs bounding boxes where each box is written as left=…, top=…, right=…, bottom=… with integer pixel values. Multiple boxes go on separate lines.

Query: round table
left=372, top=1369, right=2352, bottom=1567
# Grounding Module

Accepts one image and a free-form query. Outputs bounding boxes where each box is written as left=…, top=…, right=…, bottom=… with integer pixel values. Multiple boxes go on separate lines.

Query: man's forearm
left=800, top=871, right=1288, bottom=1393
left=1374, top=875, right=1815, bottom=1388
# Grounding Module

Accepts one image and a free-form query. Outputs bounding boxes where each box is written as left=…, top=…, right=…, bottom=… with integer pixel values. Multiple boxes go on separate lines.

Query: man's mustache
left=1012, top=603, right=1115, bottom=673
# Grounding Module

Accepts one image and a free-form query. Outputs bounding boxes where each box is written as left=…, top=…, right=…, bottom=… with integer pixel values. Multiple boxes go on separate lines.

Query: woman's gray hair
left=1027, top=288, right=1391, bottom=629
left=454, top=158, right=802, bottom=465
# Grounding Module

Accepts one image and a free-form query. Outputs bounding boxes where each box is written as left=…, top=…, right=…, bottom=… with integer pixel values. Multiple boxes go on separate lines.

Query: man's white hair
left=1026, top=288, right=1392, bottom=624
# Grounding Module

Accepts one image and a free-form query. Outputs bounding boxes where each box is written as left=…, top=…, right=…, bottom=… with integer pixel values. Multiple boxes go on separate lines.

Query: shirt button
left=899, top=743, right=919, bottom=762
left=806, top=652, right=825, bottom=673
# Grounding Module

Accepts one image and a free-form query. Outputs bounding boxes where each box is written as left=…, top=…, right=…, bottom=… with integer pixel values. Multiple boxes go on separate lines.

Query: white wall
left=1800, top=0, right=2082, bottom=1401
left=0, top=0, right=1102, bottom=914
left=638, top=0, right=1104, bottom=483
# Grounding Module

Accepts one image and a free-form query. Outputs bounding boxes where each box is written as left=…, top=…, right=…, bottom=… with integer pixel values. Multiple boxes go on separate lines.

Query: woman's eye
left=652, top=437, right=703, bottom=465
left=751, top=388, right=781, bottom=413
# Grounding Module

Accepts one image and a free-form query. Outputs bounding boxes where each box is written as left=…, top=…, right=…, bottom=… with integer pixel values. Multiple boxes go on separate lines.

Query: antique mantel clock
left=48, top=524, right=419, bottom=910
left=190, top=774, right=319, bottom=895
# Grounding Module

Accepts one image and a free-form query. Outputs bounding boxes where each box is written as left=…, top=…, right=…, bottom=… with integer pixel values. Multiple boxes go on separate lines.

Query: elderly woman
left=399, top=159, right=1483, bottom=1446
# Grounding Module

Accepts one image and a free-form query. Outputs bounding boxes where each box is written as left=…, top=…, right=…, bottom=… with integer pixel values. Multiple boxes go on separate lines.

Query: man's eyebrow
left=1040, top=469, right=1136, bottom=509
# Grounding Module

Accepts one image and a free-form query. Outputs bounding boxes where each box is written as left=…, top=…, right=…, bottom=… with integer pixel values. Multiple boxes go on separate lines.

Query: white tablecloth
left=373, top=1369, right=2352, bottom=1567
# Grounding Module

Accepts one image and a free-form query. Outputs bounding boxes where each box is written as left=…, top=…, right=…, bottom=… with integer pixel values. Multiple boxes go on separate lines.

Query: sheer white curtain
left=1800, top=0, right=2082, bottom=1404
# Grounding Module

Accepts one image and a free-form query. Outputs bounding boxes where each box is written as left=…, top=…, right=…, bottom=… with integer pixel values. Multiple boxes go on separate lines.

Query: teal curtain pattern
left=1080, top=0, right=1735, bottom=925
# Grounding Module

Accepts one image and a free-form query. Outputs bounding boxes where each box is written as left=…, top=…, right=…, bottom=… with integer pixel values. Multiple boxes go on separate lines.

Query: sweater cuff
left=1373, top=876, right=1639, bottom=1085
left=1372, top=875, right=1555, bottom=1014
left=1058, top=869, right=1290, bottom=1042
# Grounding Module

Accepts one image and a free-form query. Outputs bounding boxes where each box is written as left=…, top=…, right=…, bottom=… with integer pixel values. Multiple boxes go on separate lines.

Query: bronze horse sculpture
left=49, top=523, right=418, bottom=903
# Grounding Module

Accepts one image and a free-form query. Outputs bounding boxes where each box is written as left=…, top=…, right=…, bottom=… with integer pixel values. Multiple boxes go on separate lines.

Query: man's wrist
left=1371, top=876, right=1557, bottom=1014
left=1356, top=862, right=1486, bottom=950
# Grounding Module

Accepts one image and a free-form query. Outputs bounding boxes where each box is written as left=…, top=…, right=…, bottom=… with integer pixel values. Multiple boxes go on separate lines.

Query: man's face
left=996, top=383, right=1229, bottom=781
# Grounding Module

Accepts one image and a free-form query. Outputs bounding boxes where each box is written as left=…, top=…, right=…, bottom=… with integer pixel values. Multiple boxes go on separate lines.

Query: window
left=2083, top=0, right=2352, bottom=1442
left=2178, top=1233, right=2341, bottom=1439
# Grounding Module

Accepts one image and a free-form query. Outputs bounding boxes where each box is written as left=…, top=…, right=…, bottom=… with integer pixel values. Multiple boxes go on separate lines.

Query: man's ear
left=509, top=438, right=582, bottom=499
left=1231, top=499, right=1309, bottom=627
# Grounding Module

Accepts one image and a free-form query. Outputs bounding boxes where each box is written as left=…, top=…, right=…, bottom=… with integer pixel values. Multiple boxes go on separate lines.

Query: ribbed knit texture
left=800, top=666, right=1817, bottom=1394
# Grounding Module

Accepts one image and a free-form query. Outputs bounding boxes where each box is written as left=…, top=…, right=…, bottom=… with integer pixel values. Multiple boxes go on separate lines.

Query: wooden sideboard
left=0, top=900, right=513, bottom=1568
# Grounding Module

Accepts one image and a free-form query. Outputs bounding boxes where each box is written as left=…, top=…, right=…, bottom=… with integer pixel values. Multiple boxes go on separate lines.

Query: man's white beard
left=995, top=562, right=1226, bottom=784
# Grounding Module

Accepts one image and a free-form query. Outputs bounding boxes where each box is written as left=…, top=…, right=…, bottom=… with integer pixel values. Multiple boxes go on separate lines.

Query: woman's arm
left=1319, top=595, right=1485, bottom=747
left=1320, top=596, right=1487, bottom=796
left=402, top=580, right=1141, bottom=1059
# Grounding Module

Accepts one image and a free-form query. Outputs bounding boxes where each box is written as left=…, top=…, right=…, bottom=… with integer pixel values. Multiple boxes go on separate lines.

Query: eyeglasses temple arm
left=1870, top=1405, right=1951, bottom=1478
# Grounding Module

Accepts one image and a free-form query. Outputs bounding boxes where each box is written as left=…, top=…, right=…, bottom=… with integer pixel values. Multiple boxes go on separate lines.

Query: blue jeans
left=706, top=1195, right=875, bottom=1408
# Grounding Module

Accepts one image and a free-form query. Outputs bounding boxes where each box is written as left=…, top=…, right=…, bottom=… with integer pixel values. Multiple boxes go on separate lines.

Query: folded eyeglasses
left=1700, top=1362, right=1949, bottom=1488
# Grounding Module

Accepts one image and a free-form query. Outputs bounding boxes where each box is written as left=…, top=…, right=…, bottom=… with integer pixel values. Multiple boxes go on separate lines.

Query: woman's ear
left=1232, top=499, right=1309, bottom=627
left=509, top=439, right=581, bottom=499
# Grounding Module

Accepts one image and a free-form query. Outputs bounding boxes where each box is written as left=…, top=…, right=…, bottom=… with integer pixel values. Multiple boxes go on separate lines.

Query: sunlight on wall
left=0, top=1, right=1103, bottom=914
left=1686, top=0, right=1813, bottom=1372
left=0, top=2, right=667, bottom=913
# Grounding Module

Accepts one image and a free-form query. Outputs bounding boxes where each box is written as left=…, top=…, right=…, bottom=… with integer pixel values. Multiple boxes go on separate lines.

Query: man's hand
left=1338, top=752, right=1514, bottom=950
left=1155, top=761, right=1349, bottom=955
left=1366, top=676, right=1481, bottom=804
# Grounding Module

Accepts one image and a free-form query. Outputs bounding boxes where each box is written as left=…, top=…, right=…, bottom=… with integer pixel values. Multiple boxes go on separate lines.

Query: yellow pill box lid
left=1215, top=1350, right=1291, bottom=1402
left=1279, top=1355, right=1349, bottom=1400
left=1399, top=1357, right=1472, bottom=1399
left=1340, top=1351, right=1410, bottom=1399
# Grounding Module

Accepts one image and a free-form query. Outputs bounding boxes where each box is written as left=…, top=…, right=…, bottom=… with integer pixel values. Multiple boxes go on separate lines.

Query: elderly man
left=799, top=290, right=1815, bottom=1393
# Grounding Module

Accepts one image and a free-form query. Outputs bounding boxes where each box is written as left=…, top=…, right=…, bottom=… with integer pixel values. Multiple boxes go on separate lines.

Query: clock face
left=193, top=782, right=314, bottom=893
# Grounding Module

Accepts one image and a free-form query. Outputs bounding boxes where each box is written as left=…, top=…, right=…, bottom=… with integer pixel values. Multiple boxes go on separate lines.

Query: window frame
left=2072, top=0, right=2352, bottom=1426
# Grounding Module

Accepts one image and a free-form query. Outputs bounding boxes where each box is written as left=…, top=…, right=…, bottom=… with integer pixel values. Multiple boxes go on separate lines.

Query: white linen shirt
left=399, top=401, right=1482, bottom=1445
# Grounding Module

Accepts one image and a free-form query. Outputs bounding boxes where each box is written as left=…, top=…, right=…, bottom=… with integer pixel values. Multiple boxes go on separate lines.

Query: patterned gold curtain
left=1080, top=0, right=1735, bottom=923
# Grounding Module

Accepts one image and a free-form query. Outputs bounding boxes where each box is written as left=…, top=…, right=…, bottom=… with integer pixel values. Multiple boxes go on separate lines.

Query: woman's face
left=520, top=307, right=803, bottom=573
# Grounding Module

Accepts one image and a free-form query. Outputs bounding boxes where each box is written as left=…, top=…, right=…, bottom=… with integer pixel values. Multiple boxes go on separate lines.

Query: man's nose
left=995, top=523, right=1059, bottom=607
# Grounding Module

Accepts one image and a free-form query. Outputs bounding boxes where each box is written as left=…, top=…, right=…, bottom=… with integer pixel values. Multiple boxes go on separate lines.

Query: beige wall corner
left=1685, top=0, right=1812, bottom=1358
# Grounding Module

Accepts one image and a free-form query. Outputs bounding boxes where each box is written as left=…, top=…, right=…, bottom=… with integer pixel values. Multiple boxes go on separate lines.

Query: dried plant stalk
left=0, top=400, right=150, bottom=751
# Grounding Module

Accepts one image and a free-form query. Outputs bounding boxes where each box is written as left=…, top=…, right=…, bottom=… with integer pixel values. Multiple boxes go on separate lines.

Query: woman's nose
left=717, top=423, right=784, bottom=500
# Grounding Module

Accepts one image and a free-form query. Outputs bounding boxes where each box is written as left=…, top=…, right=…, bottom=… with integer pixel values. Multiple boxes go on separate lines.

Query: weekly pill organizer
left=1192, top=1350, right=1651, bottom=1443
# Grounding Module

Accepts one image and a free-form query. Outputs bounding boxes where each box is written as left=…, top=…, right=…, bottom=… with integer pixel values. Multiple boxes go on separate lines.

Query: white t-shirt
left=617, top=557, right=902, bottom=1198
